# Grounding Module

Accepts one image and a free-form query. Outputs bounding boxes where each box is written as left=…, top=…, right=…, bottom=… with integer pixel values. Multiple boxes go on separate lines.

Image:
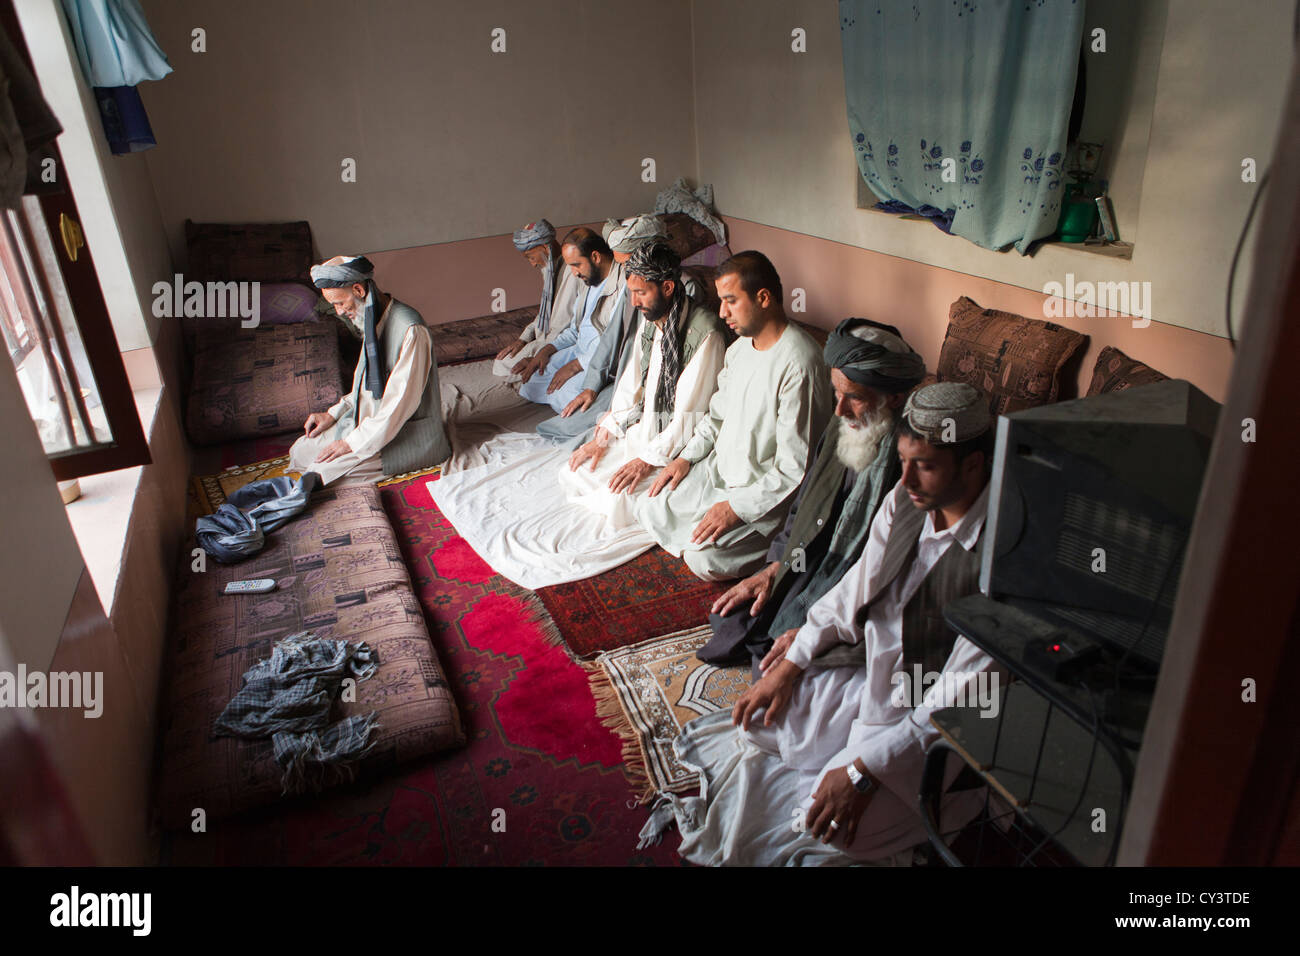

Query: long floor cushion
left=156, top=484, right=464, bottom=828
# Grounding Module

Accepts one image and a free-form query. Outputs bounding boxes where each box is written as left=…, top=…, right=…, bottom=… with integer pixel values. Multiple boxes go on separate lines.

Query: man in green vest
left=289, top=255, right=450, bottom=485
left=698, top=317, right=926, bottom=669
left=654, top=382, right=1003, bottom=865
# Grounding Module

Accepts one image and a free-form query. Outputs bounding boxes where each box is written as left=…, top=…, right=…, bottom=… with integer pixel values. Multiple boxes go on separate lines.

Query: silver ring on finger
left=829, top=820, right=840, bottom=830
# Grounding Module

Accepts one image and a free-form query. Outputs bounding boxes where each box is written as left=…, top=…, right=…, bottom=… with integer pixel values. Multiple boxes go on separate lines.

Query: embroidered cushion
left=1086, top=345, right=1170, bottom=395
left=937, top=296, right=1087, bottom=415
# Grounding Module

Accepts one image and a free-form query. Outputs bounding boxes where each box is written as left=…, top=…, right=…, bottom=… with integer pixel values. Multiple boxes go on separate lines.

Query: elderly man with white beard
left=289, top=255, right=450, bottom=485
left=697, top=318, right=926, bottom=670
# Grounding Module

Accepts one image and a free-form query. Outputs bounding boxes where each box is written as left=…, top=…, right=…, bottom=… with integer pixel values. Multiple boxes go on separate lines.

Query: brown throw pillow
left=185, top=318, right=343, bottom=446
left=185, top=219, right=315, bottom=286
left=432, top=305, right=538, bottom=366
left=1086, top=345, right=1170, bottom=395
left=937, top=296, right=1088, bottom=415
left=659, top=212, right=717, bottom=261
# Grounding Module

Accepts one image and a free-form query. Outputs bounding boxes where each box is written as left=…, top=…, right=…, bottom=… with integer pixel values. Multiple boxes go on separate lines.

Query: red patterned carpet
left=536, top=546, right=734, bottom=659
left=161, top=474, right=681, bottom=865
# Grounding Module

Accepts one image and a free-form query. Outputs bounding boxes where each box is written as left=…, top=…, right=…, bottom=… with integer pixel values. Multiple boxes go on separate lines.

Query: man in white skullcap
left=288, top=255, right=450, bottom=485
left=643, top=381, right=1006, bottom=866
left=493, top=219, right=585, bottom=382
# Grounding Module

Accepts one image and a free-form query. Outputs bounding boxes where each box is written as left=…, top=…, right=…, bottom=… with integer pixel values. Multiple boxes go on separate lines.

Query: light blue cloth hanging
left=839, top=0, right=1085, bottom=254
left=60, top=0, right=172, bottom=87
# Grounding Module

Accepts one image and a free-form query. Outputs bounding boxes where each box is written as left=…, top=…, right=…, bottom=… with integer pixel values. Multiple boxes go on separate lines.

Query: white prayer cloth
left=437, top=359, right=552, bottom=474
left=288, top=299, right=431, bottom=486
left=665, top=479, right=999, bottom=865
left=635, top=321, right=831, bottom=581
left=430, top=317, right=727, bottom=589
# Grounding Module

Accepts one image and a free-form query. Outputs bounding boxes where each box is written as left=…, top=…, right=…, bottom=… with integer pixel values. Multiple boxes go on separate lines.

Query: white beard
left=835, top=408, right=893, bottom=473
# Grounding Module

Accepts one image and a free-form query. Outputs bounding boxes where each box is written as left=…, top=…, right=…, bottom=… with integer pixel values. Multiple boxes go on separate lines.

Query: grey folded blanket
left=213, top=631, right=380, bottom=795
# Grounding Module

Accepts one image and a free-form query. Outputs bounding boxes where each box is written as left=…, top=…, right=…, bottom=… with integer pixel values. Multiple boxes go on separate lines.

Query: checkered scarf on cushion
left=212, top=631, right=379, bottom=793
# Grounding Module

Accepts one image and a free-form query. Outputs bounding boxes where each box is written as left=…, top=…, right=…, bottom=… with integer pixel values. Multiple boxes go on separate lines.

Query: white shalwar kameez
left=634, top=322, right=830, bottom=581
left=662, top=481, right=1002, bottom=865
left=429, top=315, right=726, bottom=588
left=556, top=316, right=726, bottom=522
left=288, top=301, right=432, bottom=486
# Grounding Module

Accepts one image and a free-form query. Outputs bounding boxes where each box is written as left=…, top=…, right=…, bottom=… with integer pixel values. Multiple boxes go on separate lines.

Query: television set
left=979, top=380, right=1221, bottom=669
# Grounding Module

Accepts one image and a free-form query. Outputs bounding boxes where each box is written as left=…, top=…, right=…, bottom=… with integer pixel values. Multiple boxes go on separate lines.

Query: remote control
left=223, top=579, right=277, bottom=595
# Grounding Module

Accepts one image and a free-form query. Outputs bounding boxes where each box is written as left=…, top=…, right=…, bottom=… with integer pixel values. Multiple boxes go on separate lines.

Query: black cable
left=1021, top=694, right=1100, bottom=866
left=1225, top=168, right=1270, bottom=351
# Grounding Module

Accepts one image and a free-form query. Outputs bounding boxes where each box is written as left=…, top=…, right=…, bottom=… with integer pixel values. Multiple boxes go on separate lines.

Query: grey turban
left=513, top=219, right=560, bottom=335
left=902, top=382, right=991, bottom=443
left=823, top=317, right=926, bottom=393
left=512, top=219, right=555, bottom=251
left=608, top=215, right=667, bottom=254
left=601, top=218, right=622, bottom=241
left=312, top=255, right=382, bottom=399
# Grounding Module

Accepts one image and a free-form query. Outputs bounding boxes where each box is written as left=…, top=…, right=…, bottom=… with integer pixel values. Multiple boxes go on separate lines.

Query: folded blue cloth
left=195, top=472, right=320, bottom=564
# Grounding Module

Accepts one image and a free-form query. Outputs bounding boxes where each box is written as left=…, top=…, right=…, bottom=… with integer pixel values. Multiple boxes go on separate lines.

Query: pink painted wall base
left=364, top=215, right=1234, bottom=402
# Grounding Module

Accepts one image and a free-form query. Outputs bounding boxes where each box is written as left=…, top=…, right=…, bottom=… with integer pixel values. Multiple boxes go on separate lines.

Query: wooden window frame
left=2, top=1, right=149, bottom=482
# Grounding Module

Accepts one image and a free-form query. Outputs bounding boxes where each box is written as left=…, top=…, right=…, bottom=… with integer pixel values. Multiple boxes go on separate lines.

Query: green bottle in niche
left=1057, top=182, right=1099, bottom=243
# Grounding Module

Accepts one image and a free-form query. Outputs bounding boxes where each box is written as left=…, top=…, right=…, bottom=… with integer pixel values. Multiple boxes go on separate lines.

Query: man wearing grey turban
left=700, top=318, right=926, bottom=669
left=653, top=382, right=1002, bottom=866
left=493, top=219, right=585, bottom=382
left=288, top=255, right=450, bottom=485
left=535, top=214, right=669, bottom=445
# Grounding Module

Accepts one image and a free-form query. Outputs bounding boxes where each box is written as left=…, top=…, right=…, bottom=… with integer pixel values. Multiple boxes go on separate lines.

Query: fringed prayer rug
left=535, top=546, right=735, bottom=659
left=161, top=471, right=680, bottom=866
left=588, top=626, right=753, bottom=802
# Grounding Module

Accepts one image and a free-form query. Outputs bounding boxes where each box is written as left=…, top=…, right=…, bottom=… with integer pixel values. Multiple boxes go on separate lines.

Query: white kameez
left=634, top=322, right=831, bottom=581
left=288, top=301, right=431, bottom=486
left=665, top=480, right=1000, bottom=865
left=491, top=262, right=585, bottom=381
left=556, top=317, right=726, bottom=519
left=428, top=316, right=726, bottom=589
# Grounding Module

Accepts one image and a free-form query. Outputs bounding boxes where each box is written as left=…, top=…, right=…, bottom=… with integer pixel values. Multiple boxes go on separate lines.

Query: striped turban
left=312, top=256, right=382, bottom=399
left=512, top=219, right=555, bottom=251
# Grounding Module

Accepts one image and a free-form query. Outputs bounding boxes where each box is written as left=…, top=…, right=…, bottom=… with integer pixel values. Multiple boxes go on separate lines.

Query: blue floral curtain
left=840, top=0, right=1086, bottom=254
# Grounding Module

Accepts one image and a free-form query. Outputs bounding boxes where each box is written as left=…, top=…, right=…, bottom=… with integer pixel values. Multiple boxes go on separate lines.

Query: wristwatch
left=846, top=763, right=874, bottom=794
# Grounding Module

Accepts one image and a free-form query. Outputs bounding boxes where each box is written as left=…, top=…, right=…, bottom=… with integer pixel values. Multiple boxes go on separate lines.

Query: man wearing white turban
left=288, top=255, right=450, bottom=485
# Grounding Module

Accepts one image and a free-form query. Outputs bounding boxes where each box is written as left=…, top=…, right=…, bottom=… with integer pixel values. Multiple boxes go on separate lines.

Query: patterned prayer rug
left=535, top=546, right=735, bottom=659
left=189, top=456, right=442, bottom=516
left=589, top=626, right=753, bottom=802
left=161, top=472, right=680, bottom=866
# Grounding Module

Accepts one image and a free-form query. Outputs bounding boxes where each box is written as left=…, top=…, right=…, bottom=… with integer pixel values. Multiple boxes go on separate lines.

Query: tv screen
left=980, top=380, right=1220, bottom=666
